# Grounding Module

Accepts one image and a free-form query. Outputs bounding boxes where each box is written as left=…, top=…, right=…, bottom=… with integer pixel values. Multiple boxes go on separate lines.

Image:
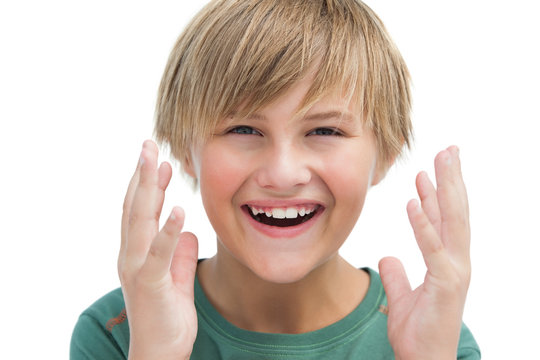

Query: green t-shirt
left=70, top=268, right=480, bottom=359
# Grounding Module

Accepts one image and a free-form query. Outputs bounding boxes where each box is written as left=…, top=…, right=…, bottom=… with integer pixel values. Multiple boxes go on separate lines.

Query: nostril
left=255, top=160, right=312, bottom=190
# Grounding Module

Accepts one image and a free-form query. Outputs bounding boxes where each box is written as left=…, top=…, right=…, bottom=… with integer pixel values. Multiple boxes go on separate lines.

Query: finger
left=125, top=140, right=163, bottom=266
left=416, top=171, right=441, bottom=236
left=119, top=147, right=144, bottom=267
left=435, top=147, right=470, bottom=261
left=447, top=146, right=469, bottom=217
left=171, top=231, right=199, bottom=298
left=407, top=199, right=451, bottom=277
left=158, top=161, right=173, bottom=191
left=378, top=257, right=411, bottom=308
left=152, top=160, right=173, bottom=227
left=140, top=207, right=187, bottom=282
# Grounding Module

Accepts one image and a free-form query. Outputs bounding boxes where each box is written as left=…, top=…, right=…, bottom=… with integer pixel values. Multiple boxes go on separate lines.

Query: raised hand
left=118, top=140, right=199, bottom=360
left=379, top=146, right=471, bottom=360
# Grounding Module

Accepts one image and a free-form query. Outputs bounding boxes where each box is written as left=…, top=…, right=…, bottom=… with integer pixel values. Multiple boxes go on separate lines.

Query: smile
left=242, top=204, right=322, bottom=227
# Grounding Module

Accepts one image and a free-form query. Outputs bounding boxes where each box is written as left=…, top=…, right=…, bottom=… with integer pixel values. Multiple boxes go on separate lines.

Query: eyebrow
left=303, top=111, right=355, bottom=123
left=239, top=111, right=356, bottom=123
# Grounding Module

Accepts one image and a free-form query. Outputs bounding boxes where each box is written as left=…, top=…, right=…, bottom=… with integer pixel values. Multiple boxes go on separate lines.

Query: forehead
left=226, top=70, right=364, bottom=124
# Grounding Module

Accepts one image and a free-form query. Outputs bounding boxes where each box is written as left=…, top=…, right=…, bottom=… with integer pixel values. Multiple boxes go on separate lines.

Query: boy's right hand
left=118, top=140, right=199, bottom=360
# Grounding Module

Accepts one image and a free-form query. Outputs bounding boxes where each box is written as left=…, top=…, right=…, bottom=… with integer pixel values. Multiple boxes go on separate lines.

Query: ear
left=182, top=152, right=197, bottom=179
left=370, top=155, right=397, bottom=186
left=370, top=165, right=387, bottom=186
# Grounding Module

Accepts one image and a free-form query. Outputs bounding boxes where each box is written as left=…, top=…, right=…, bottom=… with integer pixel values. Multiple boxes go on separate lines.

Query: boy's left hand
left=379, top=146, right=471, bottom=360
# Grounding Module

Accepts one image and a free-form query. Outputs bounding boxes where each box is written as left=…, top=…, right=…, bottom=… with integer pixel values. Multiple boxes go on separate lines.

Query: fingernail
left=441, top=150, right=452, bottom=165
left=170, top=207, right=184, bottom=222
left=409, top=199, right=420, bottom=213
left=448, top=145, right=459, bottom=158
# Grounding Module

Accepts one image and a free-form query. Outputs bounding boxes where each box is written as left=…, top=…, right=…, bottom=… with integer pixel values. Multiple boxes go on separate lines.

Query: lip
left=241, top=200, right=325, bottom=238
left=243, top=199, right=323, bottom=208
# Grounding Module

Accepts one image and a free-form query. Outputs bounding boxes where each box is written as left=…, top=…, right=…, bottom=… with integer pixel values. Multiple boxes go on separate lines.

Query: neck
left=197, top=248, right=369, bottom=334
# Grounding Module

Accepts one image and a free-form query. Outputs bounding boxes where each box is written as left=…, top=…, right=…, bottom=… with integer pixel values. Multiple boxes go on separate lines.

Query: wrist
left=395, top=353, right=456, bottom=360
left=128, top=345, right=192, bottom=360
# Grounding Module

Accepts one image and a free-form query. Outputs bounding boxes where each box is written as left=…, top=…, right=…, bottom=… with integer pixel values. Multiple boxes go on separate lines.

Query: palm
left=379, top=147, right=471, bottom=360
left=118, top=140, right=199, bottom=359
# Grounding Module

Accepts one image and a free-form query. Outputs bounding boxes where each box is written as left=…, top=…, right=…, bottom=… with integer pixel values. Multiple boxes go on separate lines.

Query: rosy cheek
left=199, top=145, right=248, bottom=207
left=323, top=149, right=374, bottom=209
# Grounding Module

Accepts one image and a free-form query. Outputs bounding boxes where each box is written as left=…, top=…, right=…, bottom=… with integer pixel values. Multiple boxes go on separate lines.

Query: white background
left=1, top=0, right=538, bottom=358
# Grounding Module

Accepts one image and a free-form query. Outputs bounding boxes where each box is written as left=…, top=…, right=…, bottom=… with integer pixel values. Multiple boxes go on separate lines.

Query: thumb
left=378, top=257, right=411, bottom=307
left=170, top=231, right=199, bottom=297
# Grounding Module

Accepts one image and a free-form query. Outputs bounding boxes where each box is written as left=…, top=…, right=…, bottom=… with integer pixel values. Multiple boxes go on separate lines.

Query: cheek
left=321, top=146, right=376, bottom=218
left=198, top=146, right=248, bottom=226
left=199, top=143, right=247, bottom=189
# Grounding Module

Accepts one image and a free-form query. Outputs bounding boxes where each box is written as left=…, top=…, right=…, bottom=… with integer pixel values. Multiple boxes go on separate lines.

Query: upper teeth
left=249, top=205, right=316, bottom=219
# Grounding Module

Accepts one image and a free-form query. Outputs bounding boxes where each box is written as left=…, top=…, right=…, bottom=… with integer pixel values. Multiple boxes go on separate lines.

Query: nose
left=254, top=142, right=312, bottom=191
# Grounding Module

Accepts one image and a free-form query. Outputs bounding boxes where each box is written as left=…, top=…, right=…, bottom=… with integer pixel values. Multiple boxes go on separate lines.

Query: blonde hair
left=155, top=0, right=412, bottom=173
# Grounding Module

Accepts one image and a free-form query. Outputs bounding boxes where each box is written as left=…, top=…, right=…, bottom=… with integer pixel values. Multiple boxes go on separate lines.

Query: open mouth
left=242, top=204, right=322, bottom=227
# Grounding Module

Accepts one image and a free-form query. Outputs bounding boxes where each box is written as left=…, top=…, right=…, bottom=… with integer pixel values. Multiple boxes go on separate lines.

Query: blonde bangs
left=155, top=0, right=412, bottom=169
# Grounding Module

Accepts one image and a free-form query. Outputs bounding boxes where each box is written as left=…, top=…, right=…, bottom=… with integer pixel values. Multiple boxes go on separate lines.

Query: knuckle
left=414, top=212, right=432, bottom=235
left=118, top=267, right=133, bottom=285
left=117, top=257, right=123, bottom=273
left=127, top=210, right=161, bottom=227
left=122, top=196, right=131, bottom=214
left=152, top=208, right=161, bottom=222
left=453, top=213, right=469, bottom=232
left=446, top=273, right=462, bottom=292
left=459, top=264, right=472, bottom=287
left=418, top=213, right=431, bottom=229
left=148, top=244, right=163, bottom=260
left=138, top=172, right=156, bottom=187
left=162, top=220, right=178, bottom=238
left=431, top=240, right=445, bottom=254
left=128, top=212, right=140, bottom=226
left=442, top=207, right=468, bottom=229
left=443, top=265, right=470, bottom=295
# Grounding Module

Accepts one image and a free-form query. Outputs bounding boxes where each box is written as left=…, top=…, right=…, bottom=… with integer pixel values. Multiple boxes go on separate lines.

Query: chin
left=245, top=253, right=324, bottom=285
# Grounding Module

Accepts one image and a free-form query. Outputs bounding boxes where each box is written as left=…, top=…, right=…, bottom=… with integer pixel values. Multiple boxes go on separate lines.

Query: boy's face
left=187, top=75, right=385, bottom=284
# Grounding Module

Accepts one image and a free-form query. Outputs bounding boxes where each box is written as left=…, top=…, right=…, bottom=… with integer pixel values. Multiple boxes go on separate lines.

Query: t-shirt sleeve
left=70, top=288, right=129, bottom=360
left=70, top=313, right=126, bottom=360
left=457, top=322, right=481, bottom=359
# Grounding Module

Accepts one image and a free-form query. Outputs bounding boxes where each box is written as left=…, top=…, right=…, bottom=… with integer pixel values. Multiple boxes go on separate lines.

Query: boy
left=71, top=0, right=480, bottom=358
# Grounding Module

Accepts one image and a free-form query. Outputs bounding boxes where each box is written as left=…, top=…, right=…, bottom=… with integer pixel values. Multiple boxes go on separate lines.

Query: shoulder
left=79, top=288, right=126, bottom=328
left=70, top=288, right=129, bottom=360
left=457, top=322, right=482, bottom=359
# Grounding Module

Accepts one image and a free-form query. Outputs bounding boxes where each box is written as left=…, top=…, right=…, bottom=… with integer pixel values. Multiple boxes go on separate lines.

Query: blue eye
left=308, top=128, right=342, bottom=136
left=228, top=126, right=261, bottom=135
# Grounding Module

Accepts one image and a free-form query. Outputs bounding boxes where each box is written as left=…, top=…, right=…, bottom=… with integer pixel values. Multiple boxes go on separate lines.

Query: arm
left=118, top=140, right=199, bottom=360
left=379, top=146, right=474, bottom=360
